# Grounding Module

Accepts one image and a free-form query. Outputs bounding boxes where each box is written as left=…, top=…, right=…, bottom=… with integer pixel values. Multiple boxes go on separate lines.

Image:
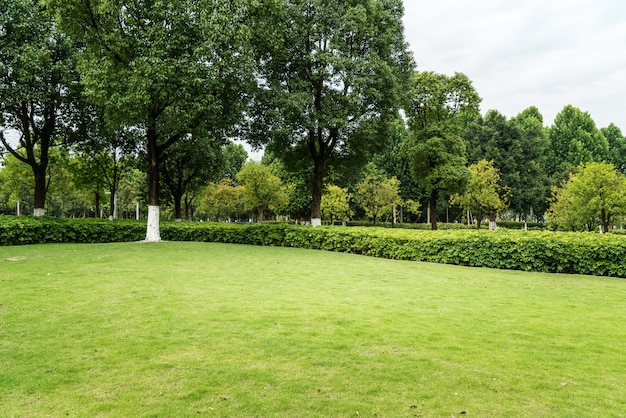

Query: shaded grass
left=1, top=242, right=625, bottom=417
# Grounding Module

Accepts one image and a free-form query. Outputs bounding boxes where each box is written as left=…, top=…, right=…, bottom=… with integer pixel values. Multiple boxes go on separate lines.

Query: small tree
left=202, top=179, right=244, bottom=222
left=321, top=185, right=352, bottom=225
left=450, top=160, right=507, bottom=230
left=237, top=162, right=289, bottom=223
left=547, top=162, right=626, bottom=232
left=355, top=176, right=402, bottom=226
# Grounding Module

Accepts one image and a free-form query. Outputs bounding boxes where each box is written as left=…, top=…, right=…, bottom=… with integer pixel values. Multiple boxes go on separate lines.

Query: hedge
left=1, top=216, right=625, bottom=278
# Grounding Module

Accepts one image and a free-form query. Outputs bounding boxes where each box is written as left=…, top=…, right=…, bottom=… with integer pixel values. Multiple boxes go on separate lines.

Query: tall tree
left=0, top=0, right=82, bottom=216
left=547, top=105, right=609, bottom=176
left=465, top=107, right=549, bottom=220
left=248, top=0, right=413, bottom=226
left=601, top=123, right=626, bottom=174
left=220, top=142, right=249, bottom=181
left=48, top=0, right=254, bottom=240
left=403, top=71, right=481, bottom=230
left=509, top=106, right=550, bottom=219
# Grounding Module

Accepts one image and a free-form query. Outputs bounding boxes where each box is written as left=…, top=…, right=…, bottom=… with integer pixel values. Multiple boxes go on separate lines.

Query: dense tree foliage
left=403, top=71, right=481, bottom=230
left=247, top=0, right=413, bottom=226
left=547, top=162, right=626, bottom=232
left=547, top=105, right=609, bottom=176
left=0, top=0, right=83, bottom=215
left=237, top=162, right=289, bottom=223
left=1, top=1, right=626, bottom=232
left=450, top=160, right=507, bottom=230
left=465, top=107, right=549, bottom=220
left=321, top=185, right=352, bottom=225
left=47, top=0, right=254, bottom=239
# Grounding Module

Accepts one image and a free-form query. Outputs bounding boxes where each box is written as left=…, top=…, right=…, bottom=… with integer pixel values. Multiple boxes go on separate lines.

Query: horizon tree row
left=2, top=0, right=625, bottom=234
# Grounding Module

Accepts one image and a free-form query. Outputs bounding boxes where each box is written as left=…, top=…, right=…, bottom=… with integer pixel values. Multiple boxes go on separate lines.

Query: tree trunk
left=310, top=159, right=324, bottom=227
left=429, top=189, right=438, bottom=230
left=94, top=191, right=100, bottom=218
left=173, top=192, right=183, bottom=222
left=32, top=165, right=47, bottom=217
left=257, top=207, right=264, bottom=224
left=145, top=121, right=161, bottom=241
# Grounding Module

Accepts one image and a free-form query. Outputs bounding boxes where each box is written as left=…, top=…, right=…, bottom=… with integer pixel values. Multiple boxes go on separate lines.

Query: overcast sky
left=402, top=0, right=626, bottom=131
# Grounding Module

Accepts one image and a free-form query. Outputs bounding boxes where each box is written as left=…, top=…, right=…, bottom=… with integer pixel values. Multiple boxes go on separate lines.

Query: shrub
left=2, top=216, right=625, bottom=278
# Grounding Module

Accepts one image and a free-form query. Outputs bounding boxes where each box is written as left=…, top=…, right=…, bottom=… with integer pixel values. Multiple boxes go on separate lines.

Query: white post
left=16, top=200, right=20, bottom=216
left=145, top=206, right=161, bottom=241
left=135, top=201, right=140, bottom=220
left=113, top=191, right=117, bottom=220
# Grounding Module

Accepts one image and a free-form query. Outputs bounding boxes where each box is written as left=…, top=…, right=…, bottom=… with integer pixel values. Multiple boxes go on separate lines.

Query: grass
left=1, top=242, right=625, bottom=417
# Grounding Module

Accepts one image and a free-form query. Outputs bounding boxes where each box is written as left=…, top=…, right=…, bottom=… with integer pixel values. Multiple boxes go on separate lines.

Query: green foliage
left=354, top=176, right=402, bottom=225
left=547, top=162, right=626, bottom=232
left=321, top=185, right=352, bottom=224
left=450, top=159, right=507, bottom=229
left=465, top=107, right=549, bottom=219
left=237, top=162, right=289, bottom=223
left=3, top=217, right=625, bottom=277
left=248, top=0, right=413, bottom=219
left=403, top=71, right=480, bottom=230
left=200, top=179, right=244, bottom=221
left=0, top=0, right=83, bottom=212
left=547, top=105, right=609, bottom=175
left=0, top=216, right=144, bottom=245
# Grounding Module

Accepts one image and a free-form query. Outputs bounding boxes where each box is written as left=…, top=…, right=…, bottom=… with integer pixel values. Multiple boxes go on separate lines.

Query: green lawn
left=1, top=242, right=625, bottom=417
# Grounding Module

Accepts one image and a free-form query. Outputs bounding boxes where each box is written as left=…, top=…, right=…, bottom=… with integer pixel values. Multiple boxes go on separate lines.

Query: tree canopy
left=247, top=0, right=413, bottom=226
left=403, top=71, right=481, bottom=230
left=47, top=0, right=255, bottom=239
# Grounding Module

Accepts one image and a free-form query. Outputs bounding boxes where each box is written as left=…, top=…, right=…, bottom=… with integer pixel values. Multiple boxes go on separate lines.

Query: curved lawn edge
left=1, top=216, right=625, bottom=278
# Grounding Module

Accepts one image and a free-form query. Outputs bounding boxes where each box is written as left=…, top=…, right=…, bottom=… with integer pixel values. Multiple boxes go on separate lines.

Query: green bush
left=2, top=216, right=625, bottom=278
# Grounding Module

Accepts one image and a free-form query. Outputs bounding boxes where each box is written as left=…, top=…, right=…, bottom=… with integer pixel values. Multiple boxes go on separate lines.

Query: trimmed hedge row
left=2, top=216, right=625, bottom=278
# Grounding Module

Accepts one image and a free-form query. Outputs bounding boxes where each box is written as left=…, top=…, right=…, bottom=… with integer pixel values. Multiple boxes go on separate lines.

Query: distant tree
left=371, top=118, right=427, bottom=222
left=547, top=162, right=626, bottom=232
left=248, top=0, right=413, bottom=226
left=509, top=106, right=550, bottom=219
left=237, top=162, right=289, bottom=223
left=403, top=71, right=481, bottom=230
left=221, top=142, right=249, bottom=181
left=160, top=134, right=223, bottom=221
left=321, top=185, right=352, bottom=225
left=0, top=0, right=83, bottom=216
left=601, top=124, right=626, bottom=174
left=49, top=0, right=254, bottom=239
left=201, top=178, right=244, bottom=222
left=0, top=153, right=33, bottom=214
left=355, top=176, right=402, bottom=226
left=450, top=160, right=507, bottom=230
left=465, top=107, right=549, bottom=220
left=547, top=105, right=608, bottom=176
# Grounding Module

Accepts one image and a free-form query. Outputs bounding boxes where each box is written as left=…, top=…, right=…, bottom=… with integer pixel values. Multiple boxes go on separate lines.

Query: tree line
left=2, top=0, right=625, bottom=238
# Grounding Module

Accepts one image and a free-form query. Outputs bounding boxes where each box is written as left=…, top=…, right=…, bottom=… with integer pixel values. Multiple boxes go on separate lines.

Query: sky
left=402, top=0, right=626, bottom=130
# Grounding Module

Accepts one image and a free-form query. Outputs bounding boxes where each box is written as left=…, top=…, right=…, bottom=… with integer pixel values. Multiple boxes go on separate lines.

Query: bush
left=2, top=216, right=625, bottom=278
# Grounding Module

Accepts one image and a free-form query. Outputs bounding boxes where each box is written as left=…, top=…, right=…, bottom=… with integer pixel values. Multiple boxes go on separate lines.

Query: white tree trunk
left=311, top=217, right=322, bottom=227
left=145, top=205, right=161, bottom=242
left=33, top=208, right=46, bottom=217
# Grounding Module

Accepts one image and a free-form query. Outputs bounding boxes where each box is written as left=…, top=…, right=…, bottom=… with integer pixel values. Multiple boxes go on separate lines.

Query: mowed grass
left=1, top=242, right=625, bottom=417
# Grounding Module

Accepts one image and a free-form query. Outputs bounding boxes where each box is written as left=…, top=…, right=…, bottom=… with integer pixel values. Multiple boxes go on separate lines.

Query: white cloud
left=403, top=0, right=626, bottom=130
